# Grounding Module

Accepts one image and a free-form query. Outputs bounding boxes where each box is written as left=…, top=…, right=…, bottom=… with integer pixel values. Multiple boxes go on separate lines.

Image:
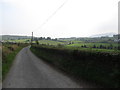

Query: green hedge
left=31, top=45, right=120, bottom=88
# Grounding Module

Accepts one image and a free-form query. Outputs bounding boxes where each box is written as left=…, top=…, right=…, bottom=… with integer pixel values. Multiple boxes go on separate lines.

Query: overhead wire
left=33, top=0, right=68, bottom=32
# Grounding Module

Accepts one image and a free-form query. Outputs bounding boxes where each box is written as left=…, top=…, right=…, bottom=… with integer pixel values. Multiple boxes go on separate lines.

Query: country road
left=3, top=46, right=95, bottom=88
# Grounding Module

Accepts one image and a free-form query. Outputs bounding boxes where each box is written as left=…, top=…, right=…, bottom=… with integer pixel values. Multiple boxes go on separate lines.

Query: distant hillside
left=1, top=35, right=31, bottom=40
left=90, top=32, right=117, bottom=37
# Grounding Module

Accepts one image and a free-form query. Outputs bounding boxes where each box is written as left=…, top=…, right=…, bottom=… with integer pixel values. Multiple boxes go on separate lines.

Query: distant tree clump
left=81, top=45, right=87, bottom=48
left=52, top=38, right=57, bottom=41
left=93, top=44, right=96, bottom=48
left=83, top=45, right=87, bottom=48
left=99, top=45, right=103, bottom=49
left=46, top=37, right=51, bottom=40
left=99, top=45, right=107, bottom=49
left=36, top=40, right=39, bottom=45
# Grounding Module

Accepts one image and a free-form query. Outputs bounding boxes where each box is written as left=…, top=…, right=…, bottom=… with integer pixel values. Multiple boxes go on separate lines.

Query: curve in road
left=3, top=46, right=82, bottom=88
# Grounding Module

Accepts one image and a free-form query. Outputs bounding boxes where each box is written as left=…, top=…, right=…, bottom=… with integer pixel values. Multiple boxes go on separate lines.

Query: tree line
left=81, top=44, right=120, bottom=50
left=33, top=37, right=57, bottom=41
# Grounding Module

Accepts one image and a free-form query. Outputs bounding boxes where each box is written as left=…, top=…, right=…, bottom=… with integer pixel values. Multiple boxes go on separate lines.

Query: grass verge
left=2, top=43, right=28, bottom=80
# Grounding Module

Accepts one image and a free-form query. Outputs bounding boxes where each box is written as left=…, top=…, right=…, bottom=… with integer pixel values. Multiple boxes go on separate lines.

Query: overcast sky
left=0, top=0, right=119, bottom=38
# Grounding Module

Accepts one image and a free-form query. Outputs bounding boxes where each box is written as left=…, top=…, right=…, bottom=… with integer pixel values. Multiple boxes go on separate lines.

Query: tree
left=39, top=37, right=43, bottom=40
left=52, top=38, right=57, bottom=41
left=46, top=37, right=51, bottom=40
left=109, top=44, right=113, bottom=49
left=81, top=45, right=84, bottom=48
left=99, top=45, right=103, bottom=49
left=36, top=40, right=39, bottom=45
left=83, top=45, right=87, bottom=48
left=93, top=44, right=96, bottom=48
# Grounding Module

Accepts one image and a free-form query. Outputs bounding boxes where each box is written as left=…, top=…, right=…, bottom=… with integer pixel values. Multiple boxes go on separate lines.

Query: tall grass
left=2, top=43, right=28, bottom=80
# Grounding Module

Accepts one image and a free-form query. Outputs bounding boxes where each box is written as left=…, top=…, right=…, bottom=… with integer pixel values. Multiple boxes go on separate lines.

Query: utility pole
left=31, top=32, right=33, bottom=44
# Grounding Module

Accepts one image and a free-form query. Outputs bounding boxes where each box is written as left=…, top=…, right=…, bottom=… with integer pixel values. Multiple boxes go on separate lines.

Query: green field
left=37, top=40, right=64, bottom=45
left=67, top=42, right=118, bottom=47
left=7, top=39, right=31, bottom=43
left=33, top=40, right=120, bottom=54
left=5, top=39, right=120, bottom=52
left=7, top=39, right=65, bottom=45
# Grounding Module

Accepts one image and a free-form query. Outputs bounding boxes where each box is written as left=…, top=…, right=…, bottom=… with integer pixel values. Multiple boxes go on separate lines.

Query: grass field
left=7, top=39, right=31, bottom=43
left=7, top=39, right=65, bottom=45
left=34, top=40, right=65, bottom=45
left=67, top=42, right=118, bottom=47
left=5, top=38, right=119, bottom=48
left=64, top=46, right=120, bottom=54
left=37, top=40, right=119, bottom=51
left=4, top=39, right=120, bottom=55
left=32, top=41, right=120, bottom=54
left=29, top=39, right=120, bottom=53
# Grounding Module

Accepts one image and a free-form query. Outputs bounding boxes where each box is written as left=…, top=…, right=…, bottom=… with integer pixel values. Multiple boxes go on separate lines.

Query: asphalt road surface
left=3, top=46, right=94, bottom=88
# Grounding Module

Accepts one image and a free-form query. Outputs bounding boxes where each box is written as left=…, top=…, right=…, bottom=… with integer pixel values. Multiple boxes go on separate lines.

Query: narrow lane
left=3, top=46, right=81, bottom=88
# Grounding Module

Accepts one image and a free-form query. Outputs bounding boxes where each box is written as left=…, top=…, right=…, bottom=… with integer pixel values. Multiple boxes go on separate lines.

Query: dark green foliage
left=31, top=45, right=120, bottom=88
left=93, top=44, right=96, bottom=48
left=46, top=37, right=51, bottom=40
left=36, top=40, right=39, bottom=45
left=81, top=45, right=87, bottom=48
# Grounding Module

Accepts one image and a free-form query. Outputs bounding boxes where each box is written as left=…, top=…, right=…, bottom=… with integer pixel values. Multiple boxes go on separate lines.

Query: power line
left=33, top=0, right=68, bottom=32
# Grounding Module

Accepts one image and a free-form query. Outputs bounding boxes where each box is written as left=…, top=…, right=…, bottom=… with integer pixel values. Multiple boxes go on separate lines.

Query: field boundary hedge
left=31, top=45, right=120, bottom=88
